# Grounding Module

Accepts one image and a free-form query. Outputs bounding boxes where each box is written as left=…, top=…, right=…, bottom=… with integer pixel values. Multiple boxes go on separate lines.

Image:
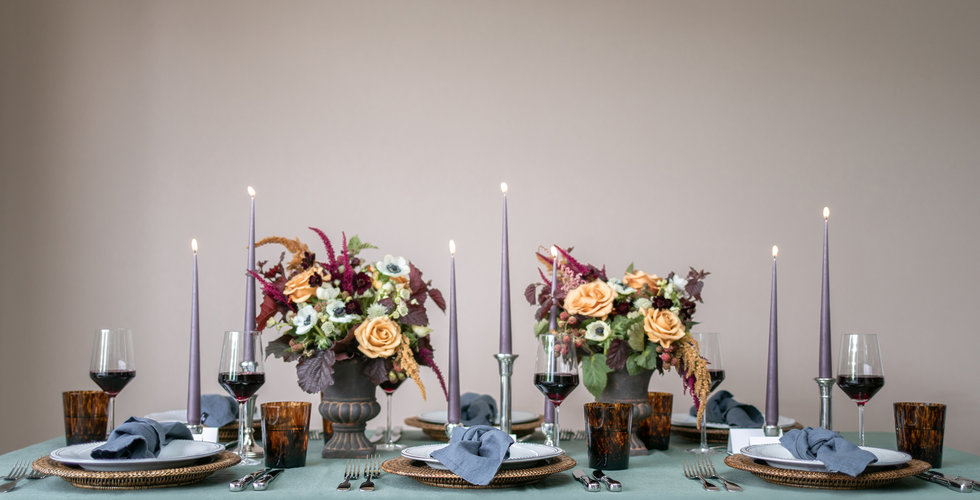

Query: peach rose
left=623, top=270, right=661, bottom=293
left=354, top=317, right=403, bottom=358
left=563, top=280, right=616, bottom=318
left=283, top=264, right=329, bottom=303
left=643, top=308, right=686, bottom=348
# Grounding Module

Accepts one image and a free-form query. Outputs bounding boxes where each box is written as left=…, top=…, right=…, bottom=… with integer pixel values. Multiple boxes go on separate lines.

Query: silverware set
left=682, top=457, right=742, bottom=492
left=229, top=468, right=285, bottom=491
left=0, top=461, right=47, bottom=493
left=337, top=456, right=382, bottom=492
left=572, top=469, right=622, bottom=492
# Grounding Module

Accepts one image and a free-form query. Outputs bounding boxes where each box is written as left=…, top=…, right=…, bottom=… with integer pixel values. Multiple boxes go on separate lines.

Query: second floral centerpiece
left=249, top=228, right=446, bottom=458
left=526, top=247, right=711, bottom=454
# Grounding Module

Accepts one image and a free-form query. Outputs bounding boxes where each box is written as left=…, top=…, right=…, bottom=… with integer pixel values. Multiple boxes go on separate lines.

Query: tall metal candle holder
left=494, top=353, right=518, bottom=436
left=444, top=422, right=464, bottom=440
left=815, top=377, right=834, bottom=430
left=541, top=422, right=557, bottom=447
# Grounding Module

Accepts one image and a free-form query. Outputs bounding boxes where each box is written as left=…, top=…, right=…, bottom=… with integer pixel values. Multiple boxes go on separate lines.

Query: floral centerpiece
left=248, top=228, right=447, bottom=400
left=525, top=246, right=711, bottom=423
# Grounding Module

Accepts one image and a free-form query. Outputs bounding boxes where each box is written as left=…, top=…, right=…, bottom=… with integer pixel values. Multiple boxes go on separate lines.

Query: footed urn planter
left=319, top=359, right=381, bottom=458
left=598, top=368, right=654, bottom=456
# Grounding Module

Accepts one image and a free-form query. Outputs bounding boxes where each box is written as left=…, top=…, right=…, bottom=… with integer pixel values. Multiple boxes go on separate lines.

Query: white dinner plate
left=401, top=443, right=563, bottom=470
left=49, top=440, right=225, bottom=472
left=418, top=410, right=538, bottom=425
left=670, top=412, right=796, bottom=429
left=144, top=410, right=187, bottom=423
left=740, top=444, right=911, bottom=471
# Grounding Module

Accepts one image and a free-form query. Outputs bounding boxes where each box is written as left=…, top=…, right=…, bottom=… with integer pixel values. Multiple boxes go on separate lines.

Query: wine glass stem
left=237, top=401, right=248, bottom=458
left=554, top=405, right=561, bottom=450
left=699, top=411, right=709, bottom=451
left=385, top=392, right=394, bottom=445
left=857, top=402, right=865, bottom=447
left=106, top=395, right=116, bottom=435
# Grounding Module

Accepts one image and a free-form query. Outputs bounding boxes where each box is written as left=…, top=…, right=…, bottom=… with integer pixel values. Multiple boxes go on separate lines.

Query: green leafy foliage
left=346, top=235, right=377, bottom=256
left=582, top=354, right=614, bottom=398
left=533, top=319, right=549, bottom=336
left=626, top=344, right=659, bottom=376
left=627, top=322, right=646, bottom=351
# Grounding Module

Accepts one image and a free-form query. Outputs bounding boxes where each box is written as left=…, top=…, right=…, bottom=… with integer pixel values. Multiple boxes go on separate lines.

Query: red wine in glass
left=89, top=370, right=136, bottom=396
left=707, top=369, right=726, bottom=392
left=836, top=375, right=884, bottom=404
left=218, top=372, right=265, bottom=402
left=380, top=377, right=405, bottom=394
left=533, top=372, right=579, bottom=406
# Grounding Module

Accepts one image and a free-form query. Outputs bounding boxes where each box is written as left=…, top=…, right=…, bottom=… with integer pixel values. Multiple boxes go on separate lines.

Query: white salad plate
left=144, top=410, right=188, bottom=423
left=49, top=440, right=225, bottom=472
left=740, top=444, right=911, bottom=471
left=401, top=443, right=563, bottom=470
left=671, top=413, right=796, bottom=429
left=418, top=410, right=538, bottom=425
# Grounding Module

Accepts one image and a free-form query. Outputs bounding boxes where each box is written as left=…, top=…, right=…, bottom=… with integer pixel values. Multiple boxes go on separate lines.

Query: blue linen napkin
left=780, top=427, right=877, bottom=477
left=90, top=417, right=194, bottom=459
left=689, top=390, right=764, bottom=427
left=200, top=394, right=238, bottom=427
left=460, top=393, right=498, bottom=426
left=430, top=425, right=514, bottom=486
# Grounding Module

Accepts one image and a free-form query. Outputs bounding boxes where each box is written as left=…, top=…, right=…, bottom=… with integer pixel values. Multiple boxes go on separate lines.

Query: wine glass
left=90, top=328, right=136, bottom=434
left=218, top=330, right=265, bottom=465
left=533, top=332, right=578, bottom=449
left=376, top=374, right=406, bottom=451
left=689, top=332, right=725, bottom=454
left=837, top=333, right=884, bottom=446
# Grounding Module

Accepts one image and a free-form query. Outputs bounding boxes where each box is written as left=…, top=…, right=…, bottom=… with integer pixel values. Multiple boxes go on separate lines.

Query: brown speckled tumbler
left=638, top=392, right=673, bottom=450
left=585, top=402, right=632, bottom=470
left=262, top=401, right=311, bottom=468
left=894, top=402, right=945, bottom=467
left=63, top=390, right=109, bottom=445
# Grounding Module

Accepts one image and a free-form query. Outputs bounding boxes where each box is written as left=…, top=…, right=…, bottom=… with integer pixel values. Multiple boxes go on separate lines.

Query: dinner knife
left=229, top=469, right=269, bottom=492
left=252, top=469, right=285, bottom=490
left=592, top=470, right=623, bottom=492
left=927, top=471, right=978, bottom=491
left=572, top=469, right=601, bottom=491
left=917, top=471, right=973, bottom=493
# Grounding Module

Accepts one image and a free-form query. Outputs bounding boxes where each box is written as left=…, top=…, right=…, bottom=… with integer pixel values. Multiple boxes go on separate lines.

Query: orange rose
left=283, top=264, right=329, bottom=303
left=643, top=308, right=685, bottom=348
left=623, top=270, right=661, bottom=293
left=354, top=317, right=402, bottom=358
left=563, top=280, right=615, bottom=318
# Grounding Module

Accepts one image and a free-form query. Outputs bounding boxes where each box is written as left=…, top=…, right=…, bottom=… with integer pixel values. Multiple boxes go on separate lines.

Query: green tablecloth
left=1, top=431, right=975, bottom=498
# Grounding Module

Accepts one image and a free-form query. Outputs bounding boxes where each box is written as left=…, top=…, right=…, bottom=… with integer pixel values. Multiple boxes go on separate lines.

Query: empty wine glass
left=533, top=332, right=578, bottom=449
left=90, top=328, right=136, bottom=434
left=689, top=332, right=725, bottom=454
left=218, top=331, right=265, bottom=465
left=837, top=333, right=884, bottom=446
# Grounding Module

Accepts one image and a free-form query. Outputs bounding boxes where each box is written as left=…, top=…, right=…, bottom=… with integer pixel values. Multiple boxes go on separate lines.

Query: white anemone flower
left=292, top=305, right=318, bottom=335
left=608, top=278, right=636, bottom=296
left=671, top=275, right=688, bottom=292
left=376, top=255, right=410, bottom=278
left=585, top=320, right=612, bottom=342
left=317, top=285, right=340, bottom=302
left=326, top=300, right=357, bottom=323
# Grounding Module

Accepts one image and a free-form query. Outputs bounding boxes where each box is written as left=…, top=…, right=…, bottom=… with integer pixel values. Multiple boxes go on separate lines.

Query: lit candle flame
left=247, top=186, right=256, bottom=198
left=449, top=240, right=456, bottom=255
left=192, top=238, right=198, bottom=253
left=772, top=245, right=779, bottom=258
left=823, top=206, right=830, bottom=219
left=550, top=245, right=558, bottom=258
left=500, top=182, right=508, bottom=194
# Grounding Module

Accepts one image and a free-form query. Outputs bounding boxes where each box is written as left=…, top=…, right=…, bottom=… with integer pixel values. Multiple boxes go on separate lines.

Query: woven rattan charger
left=404, top=415, right=543, bottom=442
left=383, top=454, right=575, bottom=489
left=33, top=451, right=240, bottom=490
left=724, top=453, right=930, bottom=489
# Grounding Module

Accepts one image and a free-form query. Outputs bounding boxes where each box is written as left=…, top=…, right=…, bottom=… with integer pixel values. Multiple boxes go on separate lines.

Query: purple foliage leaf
left=605, top=339, right=630, bottom=371
left=361, top=357, right=388, bottom=385
left=402, top=306, right=429, bottom=326
left=266, top=334, right=299, bottom=362
left=428, top=287, right=446, bottom=312
left=296, top=349, right=336, bottom=394
left=524, top=284, right=538, bottom=305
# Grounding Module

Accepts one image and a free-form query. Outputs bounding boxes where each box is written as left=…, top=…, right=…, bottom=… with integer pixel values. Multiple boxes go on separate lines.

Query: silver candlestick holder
left=493, top=353, right=518, bottom=436
left=815, top=377, right=835, bottom=430
left=541, top=422, right=557, bottom=447
left=445, top=422, right=464, bottom=440
left=241, top=395, right=263, bottom=458
left=763, top=424, right=780, bottom=437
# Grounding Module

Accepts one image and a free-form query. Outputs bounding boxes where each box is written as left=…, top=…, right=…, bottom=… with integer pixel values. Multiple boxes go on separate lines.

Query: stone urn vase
left=319, top=358, right=381, bottom=458
left=598, top=368, right=654, bottom=455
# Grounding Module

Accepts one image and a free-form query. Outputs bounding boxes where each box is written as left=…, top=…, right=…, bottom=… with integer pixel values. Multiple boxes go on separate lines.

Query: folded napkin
left=460, top=393, right=498, bottom=426
left=430, top=425, right=514, bottom=485
left=780, top=427, right=877, bottom=477
left=689, top=390, right=764, bottom=427
left=90, top=417, right=193, bottom=459
left=200, top=394, right=238, bottom=427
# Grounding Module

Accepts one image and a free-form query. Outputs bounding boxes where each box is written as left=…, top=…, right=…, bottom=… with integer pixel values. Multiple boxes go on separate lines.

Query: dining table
left=2, top=430, right=976, bottom=498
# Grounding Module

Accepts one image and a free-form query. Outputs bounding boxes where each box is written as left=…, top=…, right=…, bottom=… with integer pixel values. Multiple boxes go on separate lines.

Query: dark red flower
left=651, top=296, right=673, bottom=310
left=308, top=272, right=323, bottom=288
left=352, top=272, right=372, bottom=294
left=301, top=251, right=316, bottom=269
left=614, top=301, right=630, bottom=315
left=345, top=301, right=362, bottom=315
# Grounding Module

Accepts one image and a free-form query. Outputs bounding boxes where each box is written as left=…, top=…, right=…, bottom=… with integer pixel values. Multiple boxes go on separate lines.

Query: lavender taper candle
left=765, top=245, right=779, bottom=429
left=543, top=246, right=559, bottom=424
left=499, top=183, right=512, bottom=354
left=447, top=240, right=461, bottom=424
left=819, top=207, right=831, bottom=379
left=243, top=186, right=256, bottom=362
left=187, top=239, right=201, bottom=426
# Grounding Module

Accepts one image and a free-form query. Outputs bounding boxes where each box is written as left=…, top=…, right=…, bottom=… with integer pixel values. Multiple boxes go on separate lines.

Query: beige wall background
left=2, top=1, right=978, bottom=455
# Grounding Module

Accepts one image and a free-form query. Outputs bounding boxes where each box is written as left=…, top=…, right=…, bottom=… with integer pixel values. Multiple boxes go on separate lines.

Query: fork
left=682, top=461, right=719, bottom=491
left=360, top=455, right=379, bottom=491
left=2, top=462, right=26, bottom=482
left=697, top=456, right=742, bottom=492
left=337, top=460, right=359, bottom=491
left=0, top=463, right=29, bottom=493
